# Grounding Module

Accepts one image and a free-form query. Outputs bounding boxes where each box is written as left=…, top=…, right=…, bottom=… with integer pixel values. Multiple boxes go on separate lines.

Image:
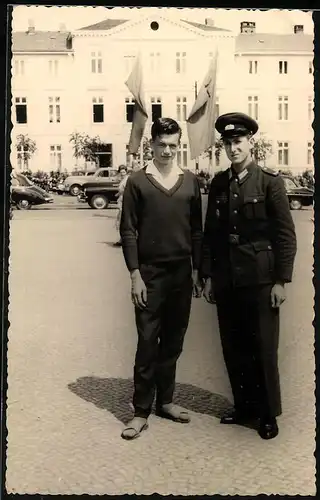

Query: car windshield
left=15, top=173, right=33, bottom=187
left=283, top=177, right=299, bottom=190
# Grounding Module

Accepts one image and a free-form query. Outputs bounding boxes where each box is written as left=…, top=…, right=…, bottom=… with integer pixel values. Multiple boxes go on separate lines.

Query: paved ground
left=5, top=198, right=315, bottom=495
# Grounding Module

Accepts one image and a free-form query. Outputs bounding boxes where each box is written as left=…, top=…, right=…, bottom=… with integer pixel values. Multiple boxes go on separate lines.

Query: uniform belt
left=228, top=234, right=271, bottom=247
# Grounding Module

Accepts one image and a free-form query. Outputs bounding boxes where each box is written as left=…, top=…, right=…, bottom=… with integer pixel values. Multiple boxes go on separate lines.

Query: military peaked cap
left=215, top=112, right=259, bottom=138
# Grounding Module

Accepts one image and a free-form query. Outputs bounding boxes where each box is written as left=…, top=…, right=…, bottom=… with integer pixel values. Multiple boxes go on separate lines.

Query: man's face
left=223, top=135, right=253, bottom=164
left=150, top=133, right=181, bottom=166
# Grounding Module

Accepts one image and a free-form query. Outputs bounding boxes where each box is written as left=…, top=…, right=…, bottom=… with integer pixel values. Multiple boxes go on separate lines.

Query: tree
left=15, top=134, right=37, bottom=169
left=133, top=136, right=153, bottom=169
left=252, top=134, right=273, bottom=165
left=69, top=132, right=108, bottom=165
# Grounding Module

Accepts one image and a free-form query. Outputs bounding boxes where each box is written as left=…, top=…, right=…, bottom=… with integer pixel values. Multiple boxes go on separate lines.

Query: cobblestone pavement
left=5, top=204, right=315, bottom=495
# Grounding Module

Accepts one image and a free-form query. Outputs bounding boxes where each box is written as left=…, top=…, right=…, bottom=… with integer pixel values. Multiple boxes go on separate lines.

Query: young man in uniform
left=120, top=117, right=203, bottom=440
left=201, top=112, right=297, bottom=440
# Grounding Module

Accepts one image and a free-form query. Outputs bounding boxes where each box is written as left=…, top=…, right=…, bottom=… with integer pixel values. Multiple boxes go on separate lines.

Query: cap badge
left=225, top=124, right=235, bottom=131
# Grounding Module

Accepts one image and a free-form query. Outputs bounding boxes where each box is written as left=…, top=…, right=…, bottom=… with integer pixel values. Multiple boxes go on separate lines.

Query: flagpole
left=194, top=81, right=199, bottom=174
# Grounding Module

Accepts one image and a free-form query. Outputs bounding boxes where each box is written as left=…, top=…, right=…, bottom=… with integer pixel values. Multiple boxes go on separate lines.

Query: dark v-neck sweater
left=120, top=168, right=203, bottom=271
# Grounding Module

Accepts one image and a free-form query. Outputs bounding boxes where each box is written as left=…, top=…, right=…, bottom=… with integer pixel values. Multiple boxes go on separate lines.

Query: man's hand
left=131, top=270, right=147, bottom=309
left=203, top=277, right=216, bottom=304
left=192, top=270, right=203, bottom=298
left=271, top=282, right=286, bottom=308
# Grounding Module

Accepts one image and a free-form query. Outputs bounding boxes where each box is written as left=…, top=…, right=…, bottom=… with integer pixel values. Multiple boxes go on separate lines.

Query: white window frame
left=177, top=143, right=188, bottom=168
left=279, top=60, right=288, bottom=74
left=50, top=144, right=62, bottom=170
left=17, top=145, right=29, bottom=170
left=278, top=96, right=289, bottom=121
left=15, top=96, right=27, bottom=124
left=248, top=95, right=259, bottom=120
left=249, top=60, right=258, bottom=74
left=176, top=96, right=187, bottom=122
left=124, top=55, right=136, bottom=75
left=49, top=96, right=61, bottom=123
left=49, top=59, right=59, bottom=76
left=125, top=97, right=135, bottom=123
left=307, top=141, right=313, bottom=165
left=92, top=96, right=104, bottom=123
left=277, top=141, right=289, bottom=166
left=176, top=52, right=186, bottom=74
left=91, top=51, right=102, bottom=74
left=308, top=96, right=313, bottom=121
left=14, top=59, right=25, bottom=76
left=150, top=52, right=161, bottom=73
left=151, top=96, right=162, bottom=121
left=215, top=95, right=220, bottom=118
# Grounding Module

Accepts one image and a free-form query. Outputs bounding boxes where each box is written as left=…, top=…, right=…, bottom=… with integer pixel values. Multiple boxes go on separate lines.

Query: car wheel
left=89, top=194, right=109, bottom=210
left=289, top=198, right=302, bottom=210
left=70, top=184, right=81, bottom=196
left=17, top=199, right=32, bottom=210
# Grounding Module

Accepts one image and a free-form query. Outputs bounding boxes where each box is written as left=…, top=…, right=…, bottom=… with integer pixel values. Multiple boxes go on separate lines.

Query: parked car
left=78, top=178, right=120, bottom=209
left=62, top=167, right=119, bottom=196
left=11, top=172, right=54, bottom=210
left=281, top=174, right=314, bottom=210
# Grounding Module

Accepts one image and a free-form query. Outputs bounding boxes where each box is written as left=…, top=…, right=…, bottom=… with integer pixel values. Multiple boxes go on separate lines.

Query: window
left=215, top=152, right=220, bottom=167
left=150, top=52, right=161, bottom=73
left=283, top=177, right=297, bottom=190
left=215, top=95, right=220, bottom=117
left=151, top=97, right=162, bottom=121
left=177, top=144, right=188, bottom=168
left=249, top=60, right=258, bottom=74
left=176, top=96, right=187, bottom=121
left=277, top=141, right=289, bottom=166
left=124, top=55, right=135, bottom=74
left=49, top=96, right=61, bottom=123
left=176, top=52, right=186, bottom=74
left=17, top=145, right=28, bottom=169
left=50, top=145, right=62, bottom=170
left=278, top=96, right=289, bottom=121
left=15, top=97, right=27, bottom=124
left=92, top=96, right=104, bottom=123
left=309, top=61, right=313, bottom=74
left=125, top=97, right=135, bottom=123
left=248, top=95, right=258, bottom=120
left=307, top=141, right=313, bottom=165
left=49, top=60, right=59, bottom=76
left=279, top=60, right=288, bottom=74
left=91, top=51, right=102, bottom=74
left=308, top=96, right=313, bottom=121
left=14, top=59, right=25, bottom=76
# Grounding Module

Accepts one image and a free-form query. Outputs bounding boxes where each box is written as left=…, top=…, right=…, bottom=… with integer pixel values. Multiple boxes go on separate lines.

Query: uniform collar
left=228, top=161, right=256, bottom=185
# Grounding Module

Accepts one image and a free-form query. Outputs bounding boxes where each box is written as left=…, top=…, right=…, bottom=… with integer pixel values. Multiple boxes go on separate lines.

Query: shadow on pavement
left=68, top=376, right=233, bottom=425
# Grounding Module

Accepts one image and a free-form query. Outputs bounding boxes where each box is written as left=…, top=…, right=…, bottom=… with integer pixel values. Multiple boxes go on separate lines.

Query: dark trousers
left=215, top=284, right=281, bottom=419
left=133, top=258, right=193, bottom=418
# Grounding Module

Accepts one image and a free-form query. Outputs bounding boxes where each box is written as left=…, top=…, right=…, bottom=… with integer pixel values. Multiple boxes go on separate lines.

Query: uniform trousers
left=215, top=284, right=281, bottom=419
left=133, top=258, right=193, bottom=418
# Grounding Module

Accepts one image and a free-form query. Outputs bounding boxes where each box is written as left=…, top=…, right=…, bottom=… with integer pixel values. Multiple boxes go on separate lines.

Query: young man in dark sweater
left=120, top=117, right=203, bottom=440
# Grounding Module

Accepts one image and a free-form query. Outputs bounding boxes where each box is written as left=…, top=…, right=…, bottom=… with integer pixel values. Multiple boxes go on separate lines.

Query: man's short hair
left=151, top=117, right=182, bottom=141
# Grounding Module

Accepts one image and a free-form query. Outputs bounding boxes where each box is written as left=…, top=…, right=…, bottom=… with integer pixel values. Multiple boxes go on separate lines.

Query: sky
left=11, top=6, right=314, bottom=34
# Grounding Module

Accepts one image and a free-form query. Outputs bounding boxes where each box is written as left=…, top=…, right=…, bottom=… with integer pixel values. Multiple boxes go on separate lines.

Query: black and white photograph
left=5, top=5, right=315, bottom=496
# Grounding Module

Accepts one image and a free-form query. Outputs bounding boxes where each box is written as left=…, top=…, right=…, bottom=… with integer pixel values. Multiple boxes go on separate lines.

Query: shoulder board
left=261, top=167, right=279, bottom=176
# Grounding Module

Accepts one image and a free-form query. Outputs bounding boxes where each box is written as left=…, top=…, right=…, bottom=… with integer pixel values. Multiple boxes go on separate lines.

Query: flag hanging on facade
left=186, top=50, right=218, bottom=160
left=125, top=54, right=148, bottom=155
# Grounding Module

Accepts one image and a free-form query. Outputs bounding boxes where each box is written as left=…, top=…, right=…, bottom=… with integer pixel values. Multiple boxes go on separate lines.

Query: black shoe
left=220, top=410, right=253, bottom=425
left=258, top=418, right=279, bottom=440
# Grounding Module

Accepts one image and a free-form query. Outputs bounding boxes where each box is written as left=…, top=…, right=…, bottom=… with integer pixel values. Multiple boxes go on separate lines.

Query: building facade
left=11, top=15, right=314, bottom=174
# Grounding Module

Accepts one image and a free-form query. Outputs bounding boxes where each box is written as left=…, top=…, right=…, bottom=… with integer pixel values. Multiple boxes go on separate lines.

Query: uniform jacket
left=201, top=161, right=297, bottom=289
